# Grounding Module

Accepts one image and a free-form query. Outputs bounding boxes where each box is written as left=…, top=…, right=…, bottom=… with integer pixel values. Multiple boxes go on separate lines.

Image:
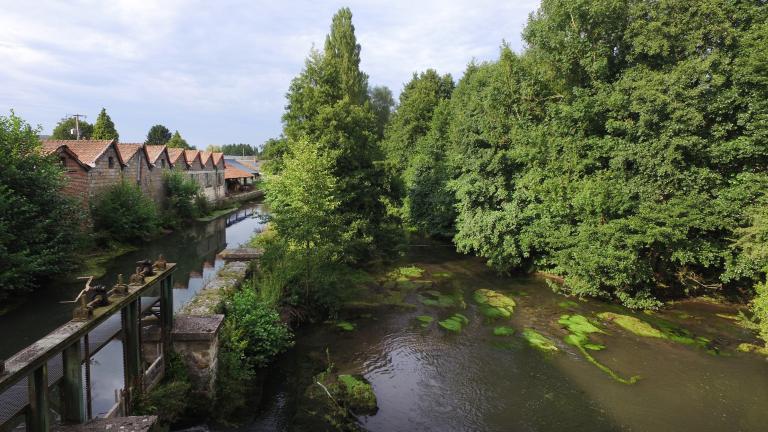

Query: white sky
left=0, top=0, right=540, bottom=147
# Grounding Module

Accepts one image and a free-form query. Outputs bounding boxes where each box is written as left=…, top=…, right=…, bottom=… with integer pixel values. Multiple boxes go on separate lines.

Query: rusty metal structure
left=0, top=260, right=176, bottom=432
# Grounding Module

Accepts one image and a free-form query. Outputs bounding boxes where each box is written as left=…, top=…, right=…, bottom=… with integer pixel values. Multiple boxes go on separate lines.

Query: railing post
left=27, top=364, right=49, bottom=432
left=61, top=340, right=85, bottom=424
left=160, top=274, right=174, bottom=363
left=121, top=299, right=141, bottom=412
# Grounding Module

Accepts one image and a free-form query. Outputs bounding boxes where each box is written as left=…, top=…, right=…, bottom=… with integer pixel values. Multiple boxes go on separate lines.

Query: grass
left=77, top=242, right=138, bottom=279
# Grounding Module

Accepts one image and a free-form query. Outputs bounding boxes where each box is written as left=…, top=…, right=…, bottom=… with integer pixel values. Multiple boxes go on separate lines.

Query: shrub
left=90, top=180, right=160, bottom=243
left=224, top=286, right=293, bottom=367
left=133, top=352, right=192, bottom=425
left=0, top=112, right=86, bottom=301
left=194, top=193, right=211, bottom=216
left=163, top=171, right=201, bottom=222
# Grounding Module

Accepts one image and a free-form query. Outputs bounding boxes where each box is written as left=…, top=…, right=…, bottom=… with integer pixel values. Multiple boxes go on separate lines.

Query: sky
left=0, top=0, right=540, bottom=148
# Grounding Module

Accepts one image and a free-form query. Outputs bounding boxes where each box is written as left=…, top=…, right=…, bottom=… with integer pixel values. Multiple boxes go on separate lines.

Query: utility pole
left=67, top=114, right=87, bottom=140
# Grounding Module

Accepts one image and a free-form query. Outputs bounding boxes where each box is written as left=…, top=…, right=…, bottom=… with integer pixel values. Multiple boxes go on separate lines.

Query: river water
left=240, top=244, right=768, bottom=432
left=0, top=203, right=267, bottom=416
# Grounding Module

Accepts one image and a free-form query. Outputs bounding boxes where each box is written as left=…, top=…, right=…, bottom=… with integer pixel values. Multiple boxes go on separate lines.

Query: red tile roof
left=199, top=151, right=212, bottom=167
left=225, top=166, right=254, bottom=180
left=42, top=139, right=122, bottom=167
left=145, top=145, right=169, bottom=164
left=116, top=143, right=143, bottom=162
left=212, top=152, right=224, bottom=166
left=167, top=148, right=188, bottom=167
left=184, top=150, right=201, bottom=167
left=40, top=142, right=90, bottom=170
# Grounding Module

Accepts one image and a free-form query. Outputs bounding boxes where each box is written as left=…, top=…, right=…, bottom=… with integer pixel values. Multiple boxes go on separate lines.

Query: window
left=60, top=157, right=67, bottom=167
left=205, top=173, right=210, bottom=187
left=108, top=156, right=115, bottom=168
left=161, top=159, right=165, bottom=168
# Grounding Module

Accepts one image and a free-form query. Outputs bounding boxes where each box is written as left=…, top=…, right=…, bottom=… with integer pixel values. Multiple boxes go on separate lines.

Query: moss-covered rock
left=386, top=265, right=425, bottom=282
left=597, top=312, right=665, bottom=338
left=522, top=329, right=559, bottom=352
left=473, top=289, right=515, bottom=319
left=737, top=343, right=768, bottom=356
left=558, top=300, right=580, bottom=310
left=337, top=374, right=378, bottom=415
left=493, top=326, right=515, bottom=336
left=439, top=313, right=469, bottom=332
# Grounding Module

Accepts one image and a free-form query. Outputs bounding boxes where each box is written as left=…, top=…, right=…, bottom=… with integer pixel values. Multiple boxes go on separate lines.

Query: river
left=0, top=203, right=267, bottom=416
left=238, top=244, right=768, bottom=432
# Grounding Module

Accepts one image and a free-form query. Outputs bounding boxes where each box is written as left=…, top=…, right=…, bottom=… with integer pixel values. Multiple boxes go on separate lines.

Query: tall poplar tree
left=283, top=7, right=398, bottom=261
left=91, top=108, right=119, bottom=141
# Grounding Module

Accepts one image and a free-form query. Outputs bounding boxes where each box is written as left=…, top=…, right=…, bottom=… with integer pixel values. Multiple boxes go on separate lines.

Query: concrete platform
left=216, top=247, right=263, bottom=262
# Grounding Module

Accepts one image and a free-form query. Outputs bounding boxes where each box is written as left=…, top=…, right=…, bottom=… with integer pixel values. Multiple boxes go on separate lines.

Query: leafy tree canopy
left=167, top=130, right=194, bottom=149
left=51, top=117, right=93, bottom=140
left=91, top=108, right=119, bottom=141
left=145, top=124, right=172, bottom=145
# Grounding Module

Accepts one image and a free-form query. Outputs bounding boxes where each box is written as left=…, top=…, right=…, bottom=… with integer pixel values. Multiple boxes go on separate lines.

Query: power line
left=66, top=114, right=87, bottom=140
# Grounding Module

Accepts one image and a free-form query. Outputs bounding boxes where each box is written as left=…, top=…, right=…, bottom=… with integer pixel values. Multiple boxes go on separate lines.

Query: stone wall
left=149, top=154, right=171, bottom=204
left=87, top=146, right=123, bottom=198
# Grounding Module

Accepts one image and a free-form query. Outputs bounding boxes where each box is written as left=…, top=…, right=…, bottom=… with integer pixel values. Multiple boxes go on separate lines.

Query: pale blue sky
left=0, top=0, right=540, bottom=147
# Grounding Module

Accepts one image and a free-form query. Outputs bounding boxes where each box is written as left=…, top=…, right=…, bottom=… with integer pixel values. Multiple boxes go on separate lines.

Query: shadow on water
left=235, top=244, right=768, bottom=432
left=0, top=203, right=267, bottom=359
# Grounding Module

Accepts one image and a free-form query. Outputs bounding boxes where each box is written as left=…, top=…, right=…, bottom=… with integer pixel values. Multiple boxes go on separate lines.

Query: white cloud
left=0, top=0, right=540, bottom=145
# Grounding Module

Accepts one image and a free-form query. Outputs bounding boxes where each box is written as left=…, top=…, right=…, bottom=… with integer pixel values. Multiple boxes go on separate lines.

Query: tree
left=369, top=85, right=395, bottom=139
left=145, top=124, right=172, bottom=145
left=220, top=143, right=257, bottom=156
left=51, top=116, right=93, bottom=140
left=444, top=0, right=768, bottom=309
left=91, top=108, right=119, bottom=141
left=260, top=137, right=289, bottom=173
left=167, top=130, right=193, bottom=149
left=265, top=137, right=342, bottom=305
left=283, top=7, right=398, bottom=261
left=0, top=111, right=85, bottom=302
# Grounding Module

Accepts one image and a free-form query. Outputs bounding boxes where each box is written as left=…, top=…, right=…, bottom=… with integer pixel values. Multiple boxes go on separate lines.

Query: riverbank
left=237, top=243, right=768, bottom=432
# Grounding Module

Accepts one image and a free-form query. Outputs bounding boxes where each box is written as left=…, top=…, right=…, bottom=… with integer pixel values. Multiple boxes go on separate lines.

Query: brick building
left=42, top=139, right=125, bottom=204
left=145, top=145, right=173, bottom=203
left=116, top=143, right=153, bottom=197
left=167, top=148, right=189, bottom=171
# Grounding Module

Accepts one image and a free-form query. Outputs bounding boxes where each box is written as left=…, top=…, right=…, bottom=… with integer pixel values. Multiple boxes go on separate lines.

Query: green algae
left=558, top=300, right=580, bottom=310
left=336, top=321, right=356, bottom=331
left=416, top=315, right=434, bottom=327
left=558, top=314, right=639, bottom=384
left=473, top=289, right=515, bottom=319
left=493, top=326, right=515, bottom=336
left=419, top=288, right=466, bottom=309
left=597, top=312, right=665, bottom=338
left=558, top=314, right=604, bottom=335
left=522, top=329, right=559, bottom=352
left=386, top=265, right=425, bottom=282
left=432, top=271, right=452, bottom=278
left=439, top=313, right=469, bottom=332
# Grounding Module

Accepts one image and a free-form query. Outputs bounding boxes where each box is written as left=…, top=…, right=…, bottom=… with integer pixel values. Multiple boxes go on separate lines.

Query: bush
left=0, top=112, right=86, bottom=301
left=90, top=180, right=160, bottom=243
left=133, top=352, right=192, bottom=425
left=194, top=193, right=211, bottom=216
left=224, top=286, right=293, bottom=367
left=163, top=171, right=201, bottom=222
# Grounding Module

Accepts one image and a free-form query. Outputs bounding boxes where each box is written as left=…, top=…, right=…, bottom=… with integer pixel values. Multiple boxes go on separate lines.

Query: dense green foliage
left=91, top=107, right=119, bottom=141
left=163, top=171, right=203, bottom=223
left=133, top=352, right=192, bottom=425
left=382, top=70, right=455, bottom=236
left=90, top=181, right=159, bottom=243
left=167, top=130, right=193, bottom=149
left=730, top=205, right=768, bottom=345
left=369, top=85, right=395, bottom=139
left=382, top=0, right=768, bottom=310
left=145, top=124, right=172, bottom=145
left=51, top=116, right=93, bottom=139
left=260, top=137, right=289, bottom=173
left=282, top=7, right=399, bottom=262
left=220, top=143, right=258, bottom=156
left=0, top=112, right=85, bottom=302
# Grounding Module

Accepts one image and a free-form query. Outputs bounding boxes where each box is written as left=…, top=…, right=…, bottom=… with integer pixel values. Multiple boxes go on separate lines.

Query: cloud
left=0, top=0, right=540, bottom=146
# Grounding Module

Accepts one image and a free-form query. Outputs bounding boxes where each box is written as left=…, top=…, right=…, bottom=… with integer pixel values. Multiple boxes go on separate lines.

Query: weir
left=0, top=261, right=176, bottom=432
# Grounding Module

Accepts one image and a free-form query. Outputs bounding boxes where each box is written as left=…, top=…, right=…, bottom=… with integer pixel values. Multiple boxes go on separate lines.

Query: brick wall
left=149, top=154, right=171, bottom=204
left=58, top=152, right=89, bottom=205
left=88, top=146, right=123, bottom=198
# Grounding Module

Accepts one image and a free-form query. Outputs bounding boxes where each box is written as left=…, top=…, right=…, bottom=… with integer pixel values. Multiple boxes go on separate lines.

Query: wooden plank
left=0, top=264, right=176, bottom=395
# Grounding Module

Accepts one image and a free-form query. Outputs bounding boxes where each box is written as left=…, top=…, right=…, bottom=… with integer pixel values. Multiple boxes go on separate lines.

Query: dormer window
left=108, top=156, right=115, bottom=168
